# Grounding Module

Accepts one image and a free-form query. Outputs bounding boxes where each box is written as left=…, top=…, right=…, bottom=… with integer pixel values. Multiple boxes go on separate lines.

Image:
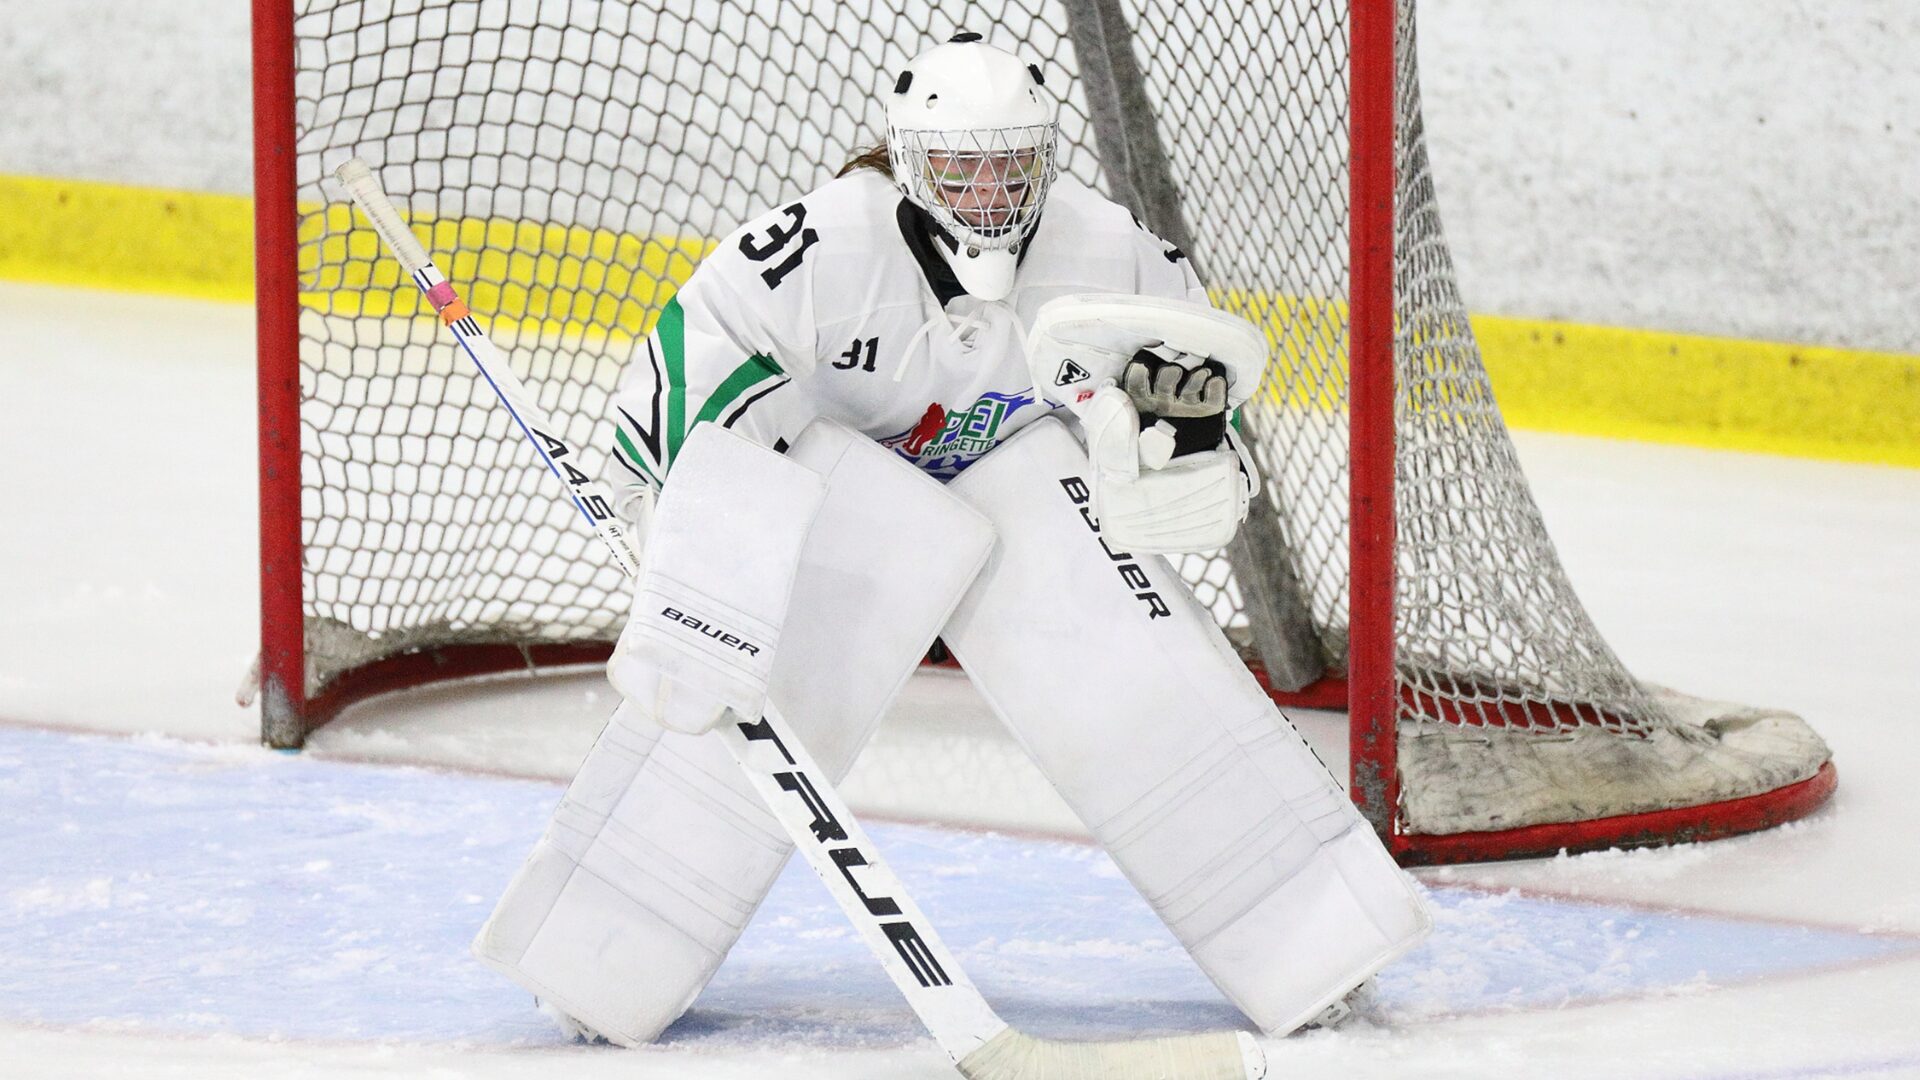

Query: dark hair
left=837, top=142, right=894, bottom=180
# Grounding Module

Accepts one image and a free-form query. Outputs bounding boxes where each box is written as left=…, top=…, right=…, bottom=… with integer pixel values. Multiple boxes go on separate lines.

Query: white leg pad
left=473, top=419, right=995, bottom=1044
left=943, top=417, right=1431, bottom=1035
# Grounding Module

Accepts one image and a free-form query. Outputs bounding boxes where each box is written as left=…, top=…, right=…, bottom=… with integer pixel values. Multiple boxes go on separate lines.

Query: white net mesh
left=278, top=0, right=1829, bottom=842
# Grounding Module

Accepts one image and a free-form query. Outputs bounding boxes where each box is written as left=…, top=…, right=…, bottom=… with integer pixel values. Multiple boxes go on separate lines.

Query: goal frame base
left=278, top=652, right=1837, bottom=868
left=263, top=641, right=615, bottom=749
left=1252, top=666, right=1838, bottom=865
left=1390, top=761, right=1838, bottom=866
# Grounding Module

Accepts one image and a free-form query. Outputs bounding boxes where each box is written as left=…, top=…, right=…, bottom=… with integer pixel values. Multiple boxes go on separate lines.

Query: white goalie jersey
left=602, top=168, right=1207, bottom=505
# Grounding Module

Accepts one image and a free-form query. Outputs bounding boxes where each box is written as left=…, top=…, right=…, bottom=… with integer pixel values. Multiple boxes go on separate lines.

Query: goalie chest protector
left=610, top=169, right=1206, bottom=482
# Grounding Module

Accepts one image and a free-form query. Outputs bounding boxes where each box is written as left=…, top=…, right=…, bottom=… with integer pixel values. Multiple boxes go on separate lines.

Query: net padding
left=281, top=0, right=1829, bottom=841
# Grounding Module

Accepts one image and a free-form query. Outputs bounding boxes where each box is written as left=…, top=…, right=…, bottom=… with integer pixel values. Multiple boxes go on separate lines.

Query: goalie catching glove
left=1026, top=294, right=1269, bottom=553
left=1081, top=384, right=1255, bottom=553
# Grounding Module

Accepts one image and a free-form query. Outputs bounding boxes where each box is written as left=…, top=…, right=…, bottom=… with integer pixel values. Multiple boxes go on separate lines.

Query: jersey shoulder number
left=1127, top=211, right=1189, bottom=265
left=737, top=201, right=822, bottom=290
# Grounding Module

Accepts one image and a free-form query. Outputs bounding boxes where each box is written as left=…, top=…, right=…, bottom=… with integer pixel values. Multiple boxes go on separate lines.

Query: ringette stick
left=333, top=156, right=1265, bottom=1080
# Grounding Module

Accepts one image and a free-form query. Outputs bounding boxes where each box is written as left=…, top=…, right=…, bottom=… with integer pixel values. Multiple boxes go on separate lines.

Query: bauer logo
left=659, top=606, right=761, bottom=655
left=1059, top=477, right=1171, bottom=620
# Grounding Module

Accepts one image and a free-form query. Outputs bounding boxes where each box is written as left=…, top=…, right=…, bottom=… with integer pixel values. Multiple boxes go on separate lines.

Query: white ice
left=1, top=280, right=1917, bottom=1078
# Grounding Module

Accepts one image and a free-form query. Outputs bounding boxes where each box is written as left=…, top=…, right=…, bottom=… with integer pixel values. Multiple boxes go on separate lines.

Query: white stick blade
left=956, top=1027, right=1265, bottom=1080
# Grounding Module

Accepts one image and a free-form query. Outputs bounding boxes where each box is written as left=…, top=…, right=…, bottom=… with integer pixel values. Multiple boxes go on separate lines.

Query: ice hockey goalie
left=471, top=30, right=1433, bottom=1047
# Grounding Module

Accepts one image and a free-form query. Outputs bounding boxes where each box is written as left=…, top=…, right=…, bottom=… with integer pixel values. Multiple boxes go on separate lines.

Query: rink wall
left=0, top=174, right=255, bottom=303
left=5, top=169, right=1914, bottom=469
left=1, top=1, right=1916, bottom=467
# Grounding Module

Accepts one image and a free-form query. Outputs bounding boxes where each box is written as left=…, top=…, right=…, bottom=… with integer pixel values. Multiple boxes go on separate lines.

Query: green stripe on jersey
left=658, top=297, right=689, bottom=465
left=694, top=354, right=785, bottom=428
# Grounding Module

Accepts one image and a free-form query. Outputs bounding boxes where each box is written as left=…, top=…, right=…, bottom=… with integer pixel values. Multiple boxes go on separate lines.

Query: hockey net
left=252, top=0, right=1833, bottom=863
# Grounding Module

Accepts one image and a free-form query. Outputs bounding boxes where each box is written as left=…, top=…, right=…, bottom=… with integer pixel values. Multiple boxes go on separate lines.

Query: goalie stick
left=333, top=158, right=1265, bottom=1080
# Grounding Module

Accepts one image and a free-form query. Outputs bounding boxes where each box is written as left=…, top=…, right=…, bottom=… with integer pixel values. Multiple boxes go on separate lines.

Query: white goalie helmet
left=887, top=32, right=1060, bottom=301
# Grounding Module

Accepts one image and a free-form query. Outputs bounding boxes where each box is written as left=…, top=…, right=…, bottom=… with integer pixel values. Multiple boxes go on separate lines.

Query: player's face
left=925, top=148, right=1044, bottom=234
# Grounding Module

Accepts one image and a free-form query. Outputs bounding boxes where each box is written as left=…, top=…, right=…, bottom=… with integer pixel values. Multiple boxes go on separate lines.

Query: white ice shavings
left=990, top=936, right=1175, bottom=961
left=10, top=878, right=116, bottom=914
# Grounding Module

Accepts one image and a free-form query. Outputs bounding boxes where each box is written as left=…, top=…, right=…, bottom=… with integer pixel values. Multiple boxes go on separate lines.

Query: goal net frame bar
left=252, top=2, right=617, bottom=743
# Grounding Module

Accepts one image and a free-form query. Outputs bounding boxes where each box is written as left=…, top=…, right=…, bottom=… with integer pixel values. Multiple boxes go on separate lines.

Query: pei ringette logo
left=881, top=390, right=1043, bottom=478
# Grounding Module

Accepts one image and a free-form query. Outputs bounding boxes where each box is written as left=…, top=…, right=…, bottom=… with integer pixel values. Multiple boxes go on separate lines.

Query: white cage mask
left=887, top=35, right=1060, bottom=300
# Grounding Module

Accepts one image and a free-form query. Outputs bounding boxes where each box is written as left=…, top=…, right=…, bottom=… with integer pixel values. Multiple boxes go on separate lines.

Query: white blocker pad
left=942, top=417, right=1431, bottom=1035
left=618, top=423, right=825, bottom=720
left=472, top=419, right=995, bottom=1045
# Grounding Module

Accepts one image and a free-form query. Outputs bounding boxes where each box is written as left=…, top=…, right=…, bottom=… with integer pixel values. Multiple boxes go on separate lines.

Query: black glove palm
left=1121, top=348, right=1230, bottom=457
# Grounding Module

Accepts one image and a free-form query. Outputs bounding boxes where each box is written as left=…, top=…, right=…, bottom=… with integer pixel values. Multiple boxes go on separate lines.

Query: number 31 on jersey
left=739, top=202, right=821, bottom=290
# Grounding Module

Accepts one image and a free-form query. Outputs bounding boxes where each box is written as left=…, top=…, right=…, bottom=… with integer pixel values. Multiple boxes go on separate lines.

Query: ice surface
left=4, top=727, right=1915, bottom=1069
left=2, top=279, right=1919, bottom=1077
